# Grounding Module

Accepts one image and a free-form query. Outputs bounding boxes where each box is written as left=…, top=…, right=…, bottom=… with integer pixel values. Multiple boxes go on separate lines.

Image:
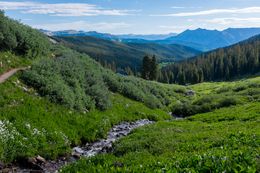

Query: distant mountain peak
left=160, top=27, right=260, bottom=51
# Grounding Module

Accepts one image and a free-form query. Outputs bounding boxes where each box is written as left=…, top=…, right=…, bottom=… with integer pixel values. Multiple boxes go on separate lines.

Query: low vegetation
left=63, top=101, right=260, bottom=172
left=22, top=46, right=178, bottom=111
left=0, top=75, right=169, bottom=163
left=0, top=51, right=31, bottom=74
left=170, top=76, right=260, bottom=117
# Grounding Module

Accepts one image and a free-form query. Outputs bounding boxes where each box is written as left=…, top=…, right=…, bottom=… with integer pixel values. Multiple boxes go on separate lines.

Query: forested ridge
left=160, top=34, right=260, bottom=84
left=54, top=36, right=200, bottom=74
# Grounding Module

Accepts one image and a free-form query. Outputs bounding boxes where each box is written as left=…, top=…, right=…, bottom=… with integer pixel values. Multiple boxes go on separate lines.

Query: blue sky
left=1, top=0, right=260, bottom=34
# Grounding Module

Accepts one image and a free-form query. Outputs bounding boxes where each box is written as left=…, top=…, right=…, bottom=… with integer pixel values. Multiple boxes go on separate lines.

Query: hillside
left=0, top=9, right=260, bottom=173
left=0, top=12, right=176, bottom=165
left=63, top=76, right=260, bottom=172
left=159, top=28, right=260, bottom=51
left=161, top=34, right=260, bottom=84
left=54, top=36, right=201, bottom=73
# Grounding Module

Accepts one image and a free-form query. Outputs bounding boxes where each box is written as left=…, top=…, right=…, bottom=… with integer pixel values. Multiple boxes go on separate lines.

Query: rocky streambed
left=8, top=119, right=153, bottom=173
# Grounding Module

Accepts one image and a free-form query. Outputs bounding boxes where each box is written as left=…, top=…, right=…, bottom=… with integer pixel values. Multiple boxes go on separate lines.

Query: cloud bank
left=0, top=1, right=133, bottom=16
left=152, top=7, right=260, bottom=17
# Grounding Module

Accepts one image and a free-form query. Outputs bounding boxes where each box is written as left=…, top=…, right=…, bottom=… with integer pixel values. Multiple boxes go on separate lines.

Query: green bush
left=217, top=97, right=239, bottom=108
left=22, top=46, right=177, bottom=110
left=0, top=11, right=50, bottom=58
left=171, top=95, right=240, bottom=117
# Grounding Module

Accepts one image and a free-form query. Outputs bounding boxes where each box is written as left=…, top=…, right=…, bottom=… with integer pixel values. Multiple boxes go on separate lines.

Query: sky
left=1, top=0, right=260, bottom=34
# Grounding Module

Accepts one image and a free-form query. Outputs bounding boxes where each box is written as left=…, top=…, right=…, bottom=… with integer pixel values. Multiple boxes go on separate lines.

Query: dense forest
left=160, top=35, right=260, bottom=84
left=0, top=11, right=50, bottom=58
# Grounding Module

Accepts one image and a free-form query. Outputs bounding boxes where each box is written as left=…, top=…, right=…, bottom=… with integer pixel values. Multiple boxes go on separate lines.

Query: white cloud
left=202, top=17, right=260, bottom=29
left=171, top=6, right=200, bottom=9
left=32, top=21, right=132, bottom=33
left=0, top=1, right=133, bottom=16
left=206, top=17, right=260, bottom=25
left=152, top=7, right=260, bottom=17
left=171, top=6, right=185, bottom=9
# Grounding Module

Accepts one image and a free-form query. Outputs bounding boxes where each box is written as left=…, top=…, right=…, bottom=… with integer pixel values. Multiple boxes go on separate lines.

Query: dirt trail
left=0, top=67, right=28, bottom=84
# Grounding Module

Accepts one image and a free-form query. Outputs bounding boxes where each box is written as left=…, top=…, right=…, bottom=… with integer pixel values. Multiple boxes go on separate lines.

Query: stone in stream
left=73, top=147, right=85, bottom=154
left=36, top=156, right=46, bottom=164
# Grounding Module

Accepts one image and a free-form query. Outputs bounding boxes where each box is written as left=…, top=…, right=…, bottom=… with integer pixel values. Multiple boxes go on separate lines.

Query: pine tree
left=150, top=55, right=159, bottom=80
left=141, top=55, right=151, bottom=80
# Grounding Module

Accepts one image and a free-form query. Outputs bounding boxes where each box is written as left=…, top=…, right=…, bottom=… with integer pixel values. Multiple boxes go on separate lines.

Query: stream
left=11, top=119, right=153, bottom=173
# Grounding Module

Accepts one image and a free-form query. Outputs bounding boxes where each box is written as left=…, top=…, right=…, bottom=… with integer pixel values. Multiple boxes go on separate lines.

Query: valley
left=0, top=3, right=260, bottom=173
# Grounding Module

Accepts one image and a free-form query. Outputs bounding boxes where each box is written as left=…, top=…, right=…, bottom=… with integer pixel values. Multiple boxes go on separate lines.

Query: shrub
left=171, top=95, right=240, bottom=117
left=0, top=11, right=50, bottom=58
left=22, top=46, right=176, bottom=110
left=217, top=97, right=239, bottom=108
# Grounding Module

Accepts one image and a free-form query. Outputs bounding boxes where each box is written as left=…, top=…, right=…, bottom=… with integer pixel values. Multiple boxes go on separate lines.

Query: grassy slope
left=0, top=74, right=169, bottom=163
left=63, top=77, right=260, bottom=173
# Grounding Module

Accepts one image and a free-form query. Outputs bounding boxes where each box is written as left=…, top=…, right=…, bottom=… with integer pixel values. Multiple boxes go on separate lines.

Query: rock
left=36, top=155, right=46, bottom=164
left=186, top=90, right=196, bottom=96
left=0, top=162, right=4, bottom=169
left=26, top=157, right=43, bottom=170
left=29, top=170, right=44, bottom=173
left=22, top=87, right=29, bottom=92
left=1, top=168, right=12, bottom=173
left=71, top=152, right=81, bottom=159
left=73, top=147, right=85, bottom=154
left=28, top=157, right=37, bottom=165
left=114, top=161, right=124, bottom=168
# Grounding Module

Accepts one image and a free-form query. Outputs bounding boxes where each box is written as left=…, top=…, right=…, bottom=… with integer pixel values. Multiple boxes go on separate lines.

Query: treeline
left=160, top=35, right=260, bottom=84
left=0, top=11, right=50, bottom=58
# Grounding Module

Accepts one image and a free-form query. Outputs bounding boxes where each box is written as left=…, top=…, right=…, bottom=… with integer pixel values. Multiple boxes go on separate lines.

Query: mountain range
left=40, top=29, right=177, bottom=41
left=42, top=28, right=260, bottom=52
left=158, top=28, right=260, bottom=51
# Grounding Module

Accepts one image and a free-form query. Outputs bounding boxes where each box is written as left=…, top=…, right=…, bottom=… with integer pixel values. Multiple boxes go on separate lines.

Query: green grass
left=0, top=74, right=169, bottom=163
left=63, top=102, right=260, bottom=172
left=168, top=76, right=260, bottom=117
left=190, top=76, right=260, bottom=96
left=0, top=51, right=31, bottom=74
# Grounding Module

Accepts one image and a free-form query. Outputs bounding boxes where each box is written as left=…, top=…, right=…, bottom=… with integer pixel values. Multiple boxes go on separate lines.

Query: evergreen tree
left=150, top=55, right=159, bottom=80
left=141, top=55, right=151, bottom=80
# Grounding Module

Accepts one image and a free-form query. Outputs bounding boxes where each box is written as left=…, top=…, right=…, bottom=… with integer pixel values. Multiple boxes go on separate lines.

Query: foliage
left=62, top=102, right=260, bottom=172
left=54, top=36, right=201, bottom=74
left=22, top=49, right=111, bottom=111
left=0, top=11, right=50, bottom=58
left=171, top=95, right=240, bottom=117
left=22, top=46, right=178, bottom=110
left=0, top=51, right=31, bottom=74
left=141, top=55, right=159, bottom=81
left=169, top=76, right=260, bottom=117
left=0, top=76, right=169, bottom=163
left=161, top=34, right=260, bottom=84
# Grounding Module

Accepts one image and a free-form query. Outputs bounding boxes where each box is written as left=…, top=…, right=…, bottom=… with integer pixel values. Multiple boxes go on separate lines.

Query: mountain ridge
left=54, top=35, right=201, bottom=73
left=40, top=27, right=260, bottom=52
